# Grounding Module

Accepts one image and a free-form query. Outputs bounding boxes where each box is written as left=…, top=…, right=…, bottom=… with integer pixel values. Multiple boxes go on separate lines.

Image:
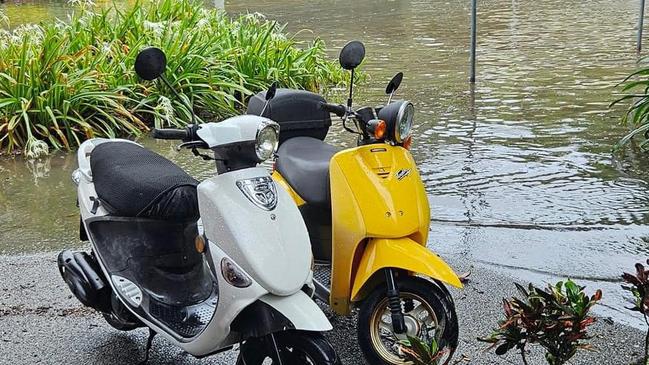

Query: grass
left=0, top=0, right=350, bottom=157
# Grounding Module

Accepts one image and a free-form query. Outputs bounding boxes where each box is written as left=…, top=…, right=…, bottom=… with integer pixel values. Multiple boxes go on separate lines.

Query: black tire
left=358, top=276, right=458, bottom=365
left=237, top=330, right=341, bottom=365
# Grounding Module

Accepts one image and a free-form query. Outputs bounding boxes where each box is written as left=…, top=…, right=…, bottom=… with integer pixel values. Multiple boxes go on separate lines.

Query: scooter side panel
left=198, top=167, right=312, bottom=296
left=329, top=144, right=430, bottom=314
left=181, top=242, right=269, bottom=355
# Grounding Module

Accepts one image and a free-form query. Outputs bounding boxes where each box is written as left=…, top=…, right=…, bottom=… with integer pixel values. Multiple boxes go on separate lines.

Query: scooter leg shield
left=259, top=291, right=333, bottom=332
left=350, top=238, right=463, bottom=301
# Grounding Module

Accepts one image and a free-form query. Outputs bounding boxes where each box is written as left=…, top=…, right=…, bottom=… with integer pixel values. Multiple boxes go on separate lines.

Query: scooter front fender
left=350, top=238, right=463, bottom=301
left=259, top=291, right=333, bottom=331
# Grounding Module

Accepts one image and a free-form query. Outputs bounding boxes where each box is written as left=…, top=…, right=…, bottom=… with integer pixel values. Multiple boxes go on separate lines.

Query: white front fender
left=260, top=291, right=332, bottom=332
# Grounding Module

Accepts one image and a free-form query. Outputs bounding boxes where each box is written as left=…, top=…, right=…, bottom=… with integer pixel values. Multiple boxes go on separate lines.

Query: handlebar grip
left=320, top=102, right=347, bottom=118
left=152, top=128, right=189, bottom=140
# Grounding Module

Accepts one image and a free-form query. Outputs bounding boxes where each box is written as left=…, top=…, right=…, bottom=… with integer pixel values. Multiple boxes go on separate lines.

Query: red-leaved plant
left=622, top=260, right=649, bottom=365
left=479, top=280, right=601, bottom=365
left=399, top=336, right=446, bottom=365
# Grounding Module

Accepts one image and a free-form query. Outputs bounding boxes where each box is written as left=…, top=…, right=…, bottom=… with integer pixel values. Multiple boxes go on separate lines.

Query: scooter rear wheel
left=357, top=276, right=458, bottom=365
left=236, top=330, right=341, bottom=365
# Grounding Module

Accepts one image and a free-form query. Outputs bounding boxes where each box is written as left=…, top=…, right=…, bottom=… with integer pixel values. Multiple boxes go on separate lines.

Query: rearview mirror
left=339, top=41, right=365, bottom=70
left=135, top=47, right=167, bottom=81
left=386, top=72, right=403, bottom=95
left=266, top=82, right=278, bottom=101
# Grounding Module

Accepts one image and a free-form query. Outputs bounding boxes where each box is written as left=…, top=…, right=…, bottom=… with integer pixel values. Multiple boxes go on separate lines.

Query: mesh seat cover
left=275, top=137, right=339, bottom=206
left=90, top=142, right=199, bottom=220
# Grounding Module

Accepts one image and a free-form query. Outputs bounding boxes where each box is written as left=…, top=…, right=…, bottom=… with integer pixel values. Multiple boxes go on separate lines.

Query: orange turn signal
left=402, top=135, right=413, bottom=149
left=195, top=235, right=206, bottom=253
left=368, top=119, right=387, bottom=140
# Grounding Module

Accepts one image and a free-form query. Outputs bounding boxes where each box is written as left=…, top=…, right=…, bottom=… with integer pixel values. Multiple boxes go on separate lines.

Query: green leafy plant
left=611, top=67, right=649, bottom=152
left=479, top=280, right=602, bottom=365
left=622, top=260, right=649, bottom=365
left=399, top=335, right=446, bottom=365
left=0, top=0, right=351, bottom=157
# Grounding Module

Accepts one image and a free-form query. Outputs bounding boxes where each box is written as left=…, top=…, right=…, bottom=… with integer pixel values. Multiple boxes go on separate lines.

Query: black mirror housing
left=265, top=82, right=278, bottom=101
left=135, top=47, right=167, bottom=81
left=339, top=41, right=365, bottom=70
left=386, top=72, right=403, bottom=94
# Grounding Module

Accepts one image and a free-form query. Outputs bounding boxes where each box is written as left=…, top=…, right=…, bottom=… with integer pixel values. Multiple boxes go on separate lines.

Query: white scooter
left=57, top=47, right=339, bottom=364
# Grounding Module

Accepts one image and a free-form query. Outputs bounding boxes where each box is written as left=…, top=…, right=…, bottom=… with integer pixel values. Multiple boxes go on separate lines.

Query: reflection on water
left=2, top=0, right=649, bottom=324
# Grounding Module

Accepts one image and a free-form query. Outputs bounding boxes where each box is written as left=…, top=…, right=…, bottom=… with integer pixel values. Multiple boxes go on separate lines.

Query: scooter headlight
left=395, top=102, right=414, bottom=143
left=255, top=122, right=279, bottom=161
left=377, top=100, right=415, bottom=144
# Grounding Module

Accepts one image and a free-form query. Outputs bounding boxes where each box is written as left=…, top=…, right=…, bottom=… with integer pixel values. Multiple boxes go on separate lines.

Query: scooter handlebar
left=152, top=128, right=189, bottom=140
left=320, top=102, right=347, bottom=118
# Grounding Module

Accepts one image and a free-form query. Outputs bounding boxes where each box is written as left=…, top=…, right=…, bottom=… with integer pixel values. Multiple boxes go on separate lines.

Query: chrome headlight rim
left=255, top=120, right=280, bottom=161
left=394, top=101, right=414, bottom=143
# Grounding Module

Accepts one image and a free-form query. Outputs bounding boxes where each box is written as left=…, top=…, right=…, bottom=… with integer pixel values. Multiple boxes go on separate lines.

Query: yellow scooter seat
left=275, top=137, right=340, bottom=206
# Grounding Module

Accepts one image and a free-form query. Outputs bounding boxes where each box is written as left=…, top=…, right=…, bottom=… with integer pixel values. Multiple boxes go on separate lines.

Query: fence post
left=639, top=0, right=646, bottom=52
left=470, top=0, right=477, bottom=82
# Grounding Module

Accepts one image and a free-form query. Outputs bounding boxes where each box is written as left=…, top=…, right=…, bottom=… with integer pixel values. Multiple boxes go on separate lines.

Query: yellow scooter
left=247, top=41, right=463, bottom=364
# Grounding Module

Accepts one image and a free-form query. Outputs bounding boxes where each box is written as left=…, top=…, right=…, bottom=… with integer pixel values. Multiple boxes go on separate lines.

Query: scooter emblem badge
left=396, top=169, right=411, bottom=180
left=236, top=176, right=278, bottom=211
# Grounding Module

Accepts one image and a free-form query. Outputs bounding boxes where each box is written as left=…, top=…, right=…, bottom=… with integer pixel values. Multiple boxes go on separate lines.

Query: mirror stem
left=347, top=69, right=355, bottom=108
left=159, top=75, right=196, bottom=125
left=387, top=92, right=394, bottom=105
left=260, top=101, right=270, bottom=116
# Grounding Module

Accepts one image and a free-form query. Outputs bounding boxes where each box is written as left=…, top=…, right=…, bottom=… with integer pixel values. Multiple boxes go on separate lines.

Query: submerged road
left=0, top=251, right=644, bottom=364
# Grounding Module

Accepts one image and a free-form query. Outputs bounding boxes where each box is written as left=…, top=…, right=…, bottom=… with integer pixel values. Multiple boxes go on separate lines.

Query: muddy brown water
left=2, top=0, right=649, bottom=325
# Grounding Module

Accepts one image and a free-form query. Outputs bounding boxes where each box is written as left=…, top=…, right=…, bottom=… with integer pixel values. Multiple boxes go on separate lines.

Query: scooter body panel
left=198, top=167, right=312, bottom=296
left=350, top=237, right=463, bottom=301
left=327, top=144, right=431, bottom=314
left=259, top=291, right=332, bottom=331
left=273, top=171, right=306, bottom=206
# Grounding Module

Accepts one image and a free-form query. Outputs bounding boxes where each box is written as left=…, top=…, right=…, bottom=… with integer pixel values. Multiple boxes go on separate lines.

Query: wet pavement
left=0, top=251, right=644, bottom=364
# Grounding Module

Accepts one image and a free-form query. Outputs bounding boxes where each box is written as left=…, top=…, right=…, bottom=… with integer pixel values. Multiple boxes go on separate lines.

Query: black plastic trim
left=231, top=300, right=295, bottom=340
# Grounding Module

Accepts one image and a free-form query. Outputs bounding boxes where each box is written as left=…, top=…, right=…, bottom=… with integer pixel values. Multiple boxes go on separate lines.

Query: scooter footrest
left=148, top=289, right=218, bottom=338
left=313, top=264, right=331, bottom=288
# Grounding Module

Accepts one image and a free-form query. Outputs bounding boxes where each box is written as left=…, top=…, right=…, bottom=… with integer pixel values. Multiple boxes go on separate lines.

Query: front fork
left=385, top=268, right=407, bottom=334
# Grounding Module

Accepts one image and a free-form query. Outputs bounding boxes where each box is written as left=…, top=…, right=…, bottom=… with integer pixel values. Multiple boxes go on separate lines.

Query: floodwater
left=2, top=0, right=649, bottom=325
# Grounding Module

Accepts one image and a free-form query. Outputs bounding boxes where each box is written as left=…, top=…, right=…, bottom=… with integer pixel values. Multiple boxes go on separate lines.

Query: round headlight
left=255, top=123, right=279, bottom=161
left=395, top=102, right=414, bottom=143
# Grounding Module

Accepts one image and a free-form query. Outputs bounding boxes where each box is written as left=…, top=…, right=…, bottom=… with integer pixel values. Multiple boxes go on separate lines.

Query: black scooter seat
left=90, top=142, right=199, bottom=220
left=275, top=137, right=340, bottom=206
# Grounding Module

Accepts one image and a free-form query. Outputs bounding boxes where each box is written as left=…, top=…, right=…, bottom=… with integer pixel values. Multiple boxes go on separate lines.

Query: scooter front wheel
left=236, top=330, right=341, bottom=365
left=357, top=276, right=458, bottom=365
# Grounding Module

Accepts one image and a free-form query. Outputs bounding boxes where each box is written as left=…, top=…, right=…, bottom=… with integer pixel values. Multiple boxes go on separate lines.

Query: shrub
left=479, top=280, right=602, bottom=365
left=611, top=66, right=649, bottom=152
left=622, top=260, right=649, bottom=365
left=0, top=0, right=349, bottom=157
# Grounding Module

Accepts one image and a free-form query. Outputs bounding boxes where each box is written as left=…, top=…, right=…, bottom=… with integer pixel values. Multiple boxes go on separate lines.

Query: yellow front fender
left=351, top=238, right=463, bottom=301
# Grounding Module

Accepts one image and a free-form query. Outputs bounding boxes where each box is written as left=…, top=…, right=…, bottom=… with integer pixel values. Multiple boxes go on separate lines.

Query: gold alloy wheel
left=369, top=292, right=441, bottom=364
